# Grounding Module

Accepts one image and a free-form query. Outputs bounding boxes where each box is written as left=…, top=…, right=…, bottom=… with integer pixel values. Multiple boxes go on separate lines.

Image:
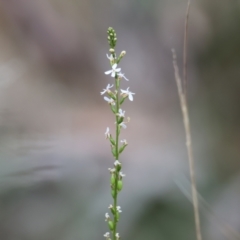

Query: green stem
left=113, top=77, right=120, bottom=240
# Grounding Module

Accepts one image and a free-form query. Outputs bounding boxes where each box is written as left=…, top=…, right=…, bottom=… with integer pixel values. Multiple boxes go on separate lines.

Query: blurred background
left=0, top=0, right=239, bottom=239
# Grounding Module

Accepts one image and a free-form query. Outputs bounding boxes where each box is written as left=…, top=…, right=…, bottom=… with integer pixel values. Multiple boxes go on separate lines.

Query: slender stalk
left=113, top=78, right=120, bottom=240
left=172, top=49, right=202, bottom=240
left=103, top=27, right=131, bottom=240
left=182, top=2, right=202, bottom=240
left=183, top=0, right=191, bottom=96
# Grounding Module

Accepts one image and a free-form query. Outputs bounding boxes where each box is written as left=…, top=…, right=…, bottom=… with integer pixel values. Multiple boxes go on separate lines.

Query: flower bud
left=109, top=136, right=115, bottom=146
left=111, top=105, right=116, bottom=114
left=111, top=146, right=116, bottom=157
left=120, top=97, right=126, bottom=105
left=116, top=212, right=120, bottom=222
left=118, top=117, right=124, bottom=124
left=119, top=144, right=127, bottom=154
left=107, top=27, right=117, bottom=48
left=110, top=174, right=115, bottom=185
left=108, top=221, right=114, bottom=231
left=117, top=180, right=123, bottom=191
left=109, top=205, right=115, bottom=215
left=107, top=91, right=116, bottom=100
left=115, top=163, right=121, bottom=172
left=117, top=50, right=127, bottom=64
left=111, top=189, right=116, bottom=198
left=120, top=51, right=126, bottom=57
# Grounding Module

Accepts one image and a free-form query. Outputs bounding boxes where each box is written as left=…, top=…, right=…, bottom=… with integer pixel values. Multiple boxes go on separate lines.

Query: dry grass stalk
left=171, top=1, right=202, bottom=240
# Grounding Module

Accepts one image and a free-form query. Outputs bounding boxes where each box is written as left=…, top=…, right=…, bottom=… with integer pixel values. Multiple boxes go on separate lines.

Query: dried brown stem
left=183, top=0, right=191, bottom=95
left=172, top=48, right=202, bottom=240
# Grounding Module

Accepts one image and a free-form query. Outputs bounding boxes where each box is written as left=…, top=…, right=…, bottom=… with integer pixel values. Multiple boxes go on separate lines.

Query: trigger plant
left=102, top=27, right=135, bottom=240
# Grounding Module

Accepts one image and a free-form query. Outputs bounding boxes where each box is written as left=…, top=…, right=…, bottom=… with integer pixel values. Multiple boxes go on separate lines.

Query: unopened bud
left=108, top=221, right=114, bottom=231
left=111, top=189, right=116, bottom=198
left=120, top=51, right=126, bottom=57
left=111, top=174, right=115, bottom=185
left=116, top=212, right=120, bottom=222
left=111, top=146, right=116, bottom=157
left=117, top=180, right=123, bottom=191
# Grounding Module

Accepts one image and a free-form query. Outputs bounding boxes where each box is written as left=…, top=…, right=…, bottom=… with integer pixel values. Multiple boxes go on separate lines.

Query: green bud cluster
left=107, top=27, right=117, bottom=48
left=110, top=172, right=123, bottom=192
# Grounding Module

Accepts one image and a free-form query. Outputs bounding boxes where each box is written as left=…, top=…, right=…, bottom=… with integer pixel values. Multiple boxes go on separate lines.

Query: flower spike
left=102, top=27, right=134, bottom=240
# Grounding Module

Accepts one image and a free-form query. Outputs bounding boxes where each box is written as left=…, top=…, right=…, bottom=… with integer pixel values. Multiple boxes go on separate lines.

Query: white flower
left=105, top=213, right=110, bottom=221
left=119, top=172, right=126, bottom=178
left=116, top=206, right=122, bottom=213
left=104, top=96, right=115, bottom=105
left=101, top=84, right=114, bottom=95
left=106, top=54, right=115, bottom=61
left=118, top=72, right=129, bottom=81
left=108, top=204, right=113, bottom=209
left=118, top=109, right=125, bottom=118
left=104, top=232, right=110, bottom=238
left=114, top=160, right=121, bottom=166
left=116, top=233, right=120, bottom=239
left=119, top=122, right=127, bottom=129
left=108, top=168, right=115, bottom=173
left=105, top=127, right=110, bottom=139
left=121, top=139, right=128, bottom=145
left=120, top=87, right=135, bottom=101
left=105, top=64, right=121, bottom=78
left=117, top=117, right=130, bottom=129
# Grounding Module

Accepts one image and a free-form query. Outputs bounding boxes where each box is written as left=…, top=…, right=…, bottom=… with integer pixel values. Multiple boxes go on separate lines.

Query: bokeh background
left=0, top=0, right=239, bottom=239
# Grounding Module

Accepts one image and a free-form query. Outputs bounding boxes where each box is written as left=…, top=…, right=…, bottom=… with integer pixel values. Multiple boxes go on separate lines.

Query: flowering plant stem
left=102, top=27, right=134, bottom=240
left=113, top=76, right=120, bottom=240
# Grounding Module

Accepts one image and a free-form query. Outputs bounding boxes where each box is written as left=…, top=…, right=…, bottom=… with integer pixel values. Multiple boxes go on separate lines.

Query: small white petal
left=105, top=70, right=112, bottom=75
left=104, top=96, right=115, bottom=105
left=105, top=213, right=110, bottom=221
left=117, top=206, right=122, bottom=212
left=120, top=139, right=127, bottom=145
left=104, top=96, right=110, bottom=102
left=108, top=84, right=114, bottom=89
left=119, top=73, right=129, bottom=81
left=120, top=89, right=127, bottom=94
left=104, top=232, right=110, bottom=238
left=118, top=109, right=125, bottom=117
left=120, top=122, right=127, bottom=129
left=106, top=54, right=114, bottom=61
left=120, top=172, right=126, bottom=177
left=111, top=71, right=115, bottom=78
left=112, top=64, right=117, bottom=69
left=105, top=127, right=110, bottom=138
left=129, top=94, right=133, bottom=101
left=114, top=160, right=121, bottom=166
left=108, top=168, right=116, bottom=174
left=101, top=84, right=114, bottom=95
